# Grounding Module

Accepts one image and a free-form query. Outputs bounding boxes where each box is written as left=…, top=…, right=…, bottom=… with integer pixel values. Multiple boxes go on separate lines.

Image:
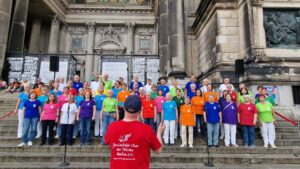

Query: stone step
left=0, top=152, right=300, bottom=164
left=1, top=162, right=299, bottom=169
left=0, top=145, right=299, bottom=154
left=2, top=137, right=300, bottom=146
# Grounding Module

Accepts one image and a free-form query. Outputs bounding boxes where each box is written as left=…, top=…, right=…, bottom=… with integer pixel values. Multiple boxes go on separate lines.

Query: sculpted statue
left=296, top=10, right=300, bottom=43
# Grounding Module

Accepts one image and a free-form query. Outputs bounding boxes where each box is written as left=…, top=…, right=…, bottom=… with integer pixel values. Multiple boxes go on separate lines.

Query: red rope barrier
left=0, top=111, right=15, bottom=120
left=275, top=112, right=298, bottom=126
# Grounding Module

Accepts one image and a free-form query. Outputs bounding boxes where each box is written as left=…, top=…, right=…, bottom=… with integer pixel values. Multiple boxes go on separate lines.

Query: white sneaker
left=232, top=144, right=239, bottom=148
left=225, top=144, right=230, bottom=147
left=270, top=144, right=277, bottom=149
left=55, top=135, right=59, bottom=139
left=263, top=144, right=268, bottom=148
left=17, top=142, right=26, bottom=147
left=189, top=145, right=193, bottom=148
left=180, top=144, right=187, bottom=148
left=28, top=141, right=33, bottom=147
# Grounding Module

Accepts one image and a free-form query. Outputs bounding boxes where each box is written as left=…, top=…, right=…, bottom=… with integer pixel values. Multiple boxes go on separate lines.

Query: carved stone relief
left=264, top=9, right=300, bottom=48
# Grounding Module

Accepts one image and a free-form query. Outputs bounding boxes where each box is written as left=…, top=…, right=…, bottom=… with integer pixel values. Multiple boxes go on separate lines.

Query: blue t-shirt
left=37, top=95, right=48, bottom=107
left=94, top=94, right=107, bottom=111
left=129, top=81, right=143, bottom=90
left=157, top=85, right=170, bottom=96
left=72, top=81, right=83, bottom=92
left=162, top=101, right=177, bottom=120
left=50, top=90, right=62, bottom=97
left=185, top=82, right=200, bottom=92
left=23, top=100, right=42, bottom=118
left=112, top=87, right=122, bottom=98
left=187, top=90, right=196, bottom=100
left=203, top=102, right=220, bottom=123
left=18, top=92, right=28, bottom=110
left=75, top=95, right=84, bottom=107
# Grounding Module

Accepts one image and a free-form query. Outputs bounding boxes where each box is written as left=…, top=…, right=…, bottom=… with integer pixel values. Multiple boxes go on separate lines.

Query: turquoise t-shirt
left=162, top=101, right=177, bottom=120
left=75, top=95, right=84, bottom=107
left=112, top=87, right=122, bottom=98
left=37, top=95, right=48, bottom=108
left=18, top=92, right=28, bottom=110
left=94, top=94, right=107, bottom=111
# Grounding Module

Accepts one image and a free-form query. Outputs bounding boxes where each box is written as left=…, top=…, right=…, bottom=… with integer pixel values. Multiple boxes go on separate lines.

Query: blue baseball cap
left=124, top=95, right=142, bottom=113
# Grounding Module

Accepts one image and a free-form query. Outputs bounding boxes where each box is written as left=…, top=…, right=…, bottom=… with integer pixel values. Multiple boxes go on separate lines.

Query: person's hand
left=154, top=118, right=156, bottom=123
left=13, top=109, right=18, bottom=114
left=92, top=115, right=95, bottom=121
left=253, top=120, right=256, bottom=126
left=76, top=116, right=80, bottom=121
left=157, top=122, right=166, bottom=135
left=176, top=119, right=178, bottom=123
left=220, top=119, right=222, bottom=125
left=55, top=117, right=59, bottom=123
left=273, top=120, right=277, bottom=126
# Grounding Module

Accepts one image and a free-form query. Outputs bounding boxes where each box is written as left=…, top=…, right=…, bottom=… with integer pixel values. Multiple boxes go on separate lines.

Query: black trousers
left=118, top=107, right=125, bottom=120
left=41, top=120, right=55, bottom=144
left=60, top=124, right=74, bottom=145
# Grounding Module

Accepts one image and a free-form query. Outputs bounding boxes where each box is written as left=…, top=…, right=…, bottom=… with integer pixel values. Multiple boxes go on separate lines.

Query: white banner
left=102, top=62, right=128, bottom=83
left=39, top=61, right=68, bottom=83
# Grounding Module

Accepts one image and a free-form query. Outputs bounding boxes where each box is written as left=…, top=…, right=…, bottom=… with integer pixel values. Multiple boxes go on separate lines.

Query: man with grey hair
left=219, top=78, right=234, bottom=97
left=72, top=75, right=83, bottom=92
left=200, top=78, right=210, bottom=94
left=129, top=75, right=143, bottom=90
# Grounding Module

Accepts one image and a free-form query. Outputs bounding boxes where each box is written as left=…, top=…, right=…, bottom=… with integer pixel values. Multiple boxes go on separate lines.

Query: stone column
left=169, top=0, right=186, bottom=77
left=158, top=0, right=169, bottom=76
left=58, top=25, right=67, bottom=53
left=8, top=0, right=29, bottom=52
left=65, top=26, right=71, bottom=53
left=126, top=22, right=135, bottom=54
left=85, top=22, right=95, bottom=82
left=0, top=0, right=13, bottom=77
left=48, top=15, right=60, bottom=53
left=28, top=19, right=42, bottom=53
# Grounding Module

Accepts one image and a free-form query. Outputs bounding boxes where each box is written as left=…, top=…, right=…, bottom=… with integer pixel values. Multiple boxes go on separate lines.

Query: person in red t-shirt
left=238, top=95, right=258, bottom=147
left=105, top=95, right=165, bottom=169
left=67, top=80, right=77, bottom=96
left=227, top=85, right=237, bottom=103
left=141, top=93, right=157, bottom=131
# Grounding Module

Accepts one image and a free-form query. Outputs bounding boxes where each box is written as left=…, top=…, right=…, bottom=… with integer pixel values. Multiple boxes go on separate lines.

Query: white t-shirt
left=219, top=84, right=235, bottom=92
left=91, top=81, right=100, bottom=95
left=60, top=103, right=77, bottom=124
left=144, top=84, right=152, bottom=94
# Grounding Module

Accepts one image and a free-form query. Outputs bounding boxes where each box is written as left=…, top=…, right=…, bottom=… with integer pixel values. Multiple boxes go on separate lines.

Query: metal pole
left=58, top=103, right=70, bottom=167
left=204, top=128, right=214, bottom=167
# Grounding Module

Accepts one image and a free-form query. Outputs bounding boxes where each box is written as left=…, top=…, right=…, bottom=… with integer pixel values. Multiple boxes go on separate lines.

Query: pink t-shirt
left=154, top=96, right=166, bottom=113
left=41, top=103, right=59, bottom=120
left=58, top=94, right=69, bottom=109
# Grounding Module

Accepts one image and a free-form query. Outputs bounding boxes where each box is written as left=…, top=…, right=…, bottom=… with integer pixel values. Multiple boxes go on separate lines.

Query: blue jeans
left=207, top=122, right=219, bottom=146
left=101, top=112, right=116, bottom=144
left=22, top=118, right=39, bottom=143
left=80, top=118, right=91, bottom=144
left=144, top=118, right=155, bottom=132
left=73, top=120, right=80, bottom=138
left=242, top=125, right=255, bottom=146
left=194, top=115, right=205, bottom=137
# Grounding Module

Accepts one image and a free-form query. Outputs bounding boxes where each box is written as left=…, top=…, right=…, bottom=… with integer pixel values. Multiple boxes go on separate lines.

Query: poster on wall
left=132, top=58, right=145, bottom=84
left=102, top=61, right=128, bottom=83
left=7, top=57, right=23, bottom=83
left=39, top=61, right=69, bottom=83
left=146, top=59, right=160, bottom=83
left=22, top=56, right=38, bottom=85
left=264, top=85, right=277, bottom=104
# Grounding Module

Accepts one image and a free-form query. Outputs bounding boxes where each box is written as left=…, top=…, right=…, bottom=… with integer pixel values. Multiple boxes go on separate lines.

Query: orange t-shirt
left=142, top=100, right=156, bottom=118
left=117, top=91, right=130, bottom=104
left=33, top=88, right=42, bottom=97
left=204, top=91, right=218, bottom=103
left=191, top=96, right=205, bottom=115
left=180, top=104, right=195, bottom=126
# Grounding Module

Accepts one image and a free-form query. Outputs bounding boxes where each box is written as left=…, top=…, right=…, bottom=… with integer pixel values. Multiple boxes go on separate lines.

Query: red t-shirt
left=238, top=103, right=257, bottom=126
left=142, top=100, right=156, bottom=119
left=69, top=88, right=77, bottom=96
left=105, top=121, right=162, bottom=169
left=230, top=91, right=237, bottom=103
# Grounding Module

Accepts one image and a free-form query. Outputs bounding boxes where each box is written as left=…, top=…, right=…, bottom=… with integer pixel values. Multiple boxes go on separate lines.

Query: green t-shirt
left=103, top=98, right=117, bottom=112
left=256, top=102, right=274, bottom=123
left=172, top=96, right=185, bottom=113
left=103, top=80, right=113, bottom=91
left=237, top=91, right=253, bottom=103
left=151, top=92, right=157, bottom=100
left=170, top=87, right=183, bottom=98
left=255, top=96, right=276, bottom=105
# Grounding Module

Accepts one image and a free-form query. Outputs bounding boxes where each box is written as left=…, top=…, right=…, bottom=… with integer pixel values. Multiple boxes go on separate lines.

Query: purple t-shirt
left=79, top=100, right=95, bottom=119
left=220, top=101, right=238, bottom=124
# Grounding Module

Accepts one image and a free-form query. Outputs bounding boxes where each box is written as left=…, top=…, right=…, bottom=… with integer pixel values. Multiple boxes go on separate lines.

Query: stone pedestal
left=85, top=22, right=95, bottom=82
left=169, top=0, right=186, bottom=77
left=65, top=27, right=71, bottom=53
left=29, top=19, right=42, bottom=53
left=58, top=25, right=67, bottom=53
left=8, top=0, right=29, bottom=52
left=0, top=0, right=13, bottom=77
left=48, top=15, right=60, bottom=53
left=126, top=22, right=135, bottom=54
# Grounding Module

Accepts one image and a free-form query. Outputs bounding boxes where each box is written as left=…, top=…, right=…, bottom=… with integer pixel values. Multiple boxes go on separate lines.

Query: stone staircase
left=0, top=92, right=300, bottom=169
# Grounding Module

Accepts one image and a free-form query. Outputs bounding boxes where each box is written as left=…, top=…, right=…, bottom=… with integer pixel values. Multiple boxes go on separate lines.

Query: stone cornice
left=252, top=0, right=264, bottom=6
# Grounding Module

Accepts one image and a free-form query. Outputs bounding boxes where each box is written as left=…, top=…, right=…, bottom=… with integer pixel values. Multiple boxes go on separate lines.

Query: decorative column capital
left=125, top=22, right=135, bottom=32
left=51, top=15, right=61, bottom=25
left=86, top=21, right=96, bottom=32
left=252, top=46, right=267, bottom=61
left=252, top=0, right=264, bottom=6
